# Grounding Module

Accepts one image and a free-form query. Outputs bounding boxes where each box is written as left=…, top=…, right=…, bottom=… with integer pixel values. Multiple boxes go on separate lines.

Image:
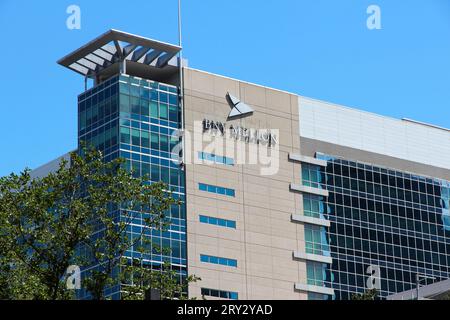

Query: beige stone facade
left=183, top=68, right=307, bottom=300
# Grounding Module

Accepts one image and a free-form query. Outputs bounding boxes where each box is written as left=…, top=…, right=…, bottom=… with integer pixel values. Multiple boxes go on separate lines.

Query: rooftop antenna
left=178, top=0, right=186, bottom=168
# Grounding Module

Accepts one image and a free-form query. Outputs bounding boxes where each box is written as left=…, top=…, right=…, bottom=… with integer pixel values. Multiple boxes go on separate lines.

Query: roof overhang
left=387, top=278, right=450, bottom=300
left=57, top=29, right=182, bottom=84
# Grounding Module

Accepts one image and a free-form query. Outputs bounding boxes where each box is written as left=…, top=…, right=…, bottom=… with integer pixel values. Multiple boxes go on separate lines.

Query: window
left=169, top=105, right=178, bottom=122
left=150, top=101, right=158, bottom=118
left=308, top=293, right=330, bottom=300
left=198, top=152, right=234, bottom=166
left=160, top=135, right=169, bottom=152
left=130, top=84, right=140, bottom=97
left=161, top=168, right=170, bottom=184
left=199, top=215, right=236, bottom=229
left=120, top=127, right=130, bottom=144
left=151, top=133, right=159, bottom=150
left=119, top=83, right=129, bottom=95
left=159, top=92, right=168, bottom=104
left=307, top=262, right=328, bottom=287
left=201, top=288, right=238, bottom=300
left=131, top=97, right=140, bottom=115
left=200, top=254, right=237, bottom=267
left=120, top=94, right=130, bottom=113
left=303, top=195, right=325, bottom=219
left=151, top=165, right=160, bottom=182
left=170, top=169, right=179, bottom=186
left=160, top=103, right=168, bottom=120
left=302, top=164, right=323, bottom=189
left=131, top=129, right=140, bottom=146
left=141, top=100, right=150, bottom=117
left=305, top=224, right=330, bottom=256
left=198, top=183, right=235, bottom=197
left=150, top=89, right=158, bottom=101
left=138, top=86, right=148, bottom=99
left=141, top=131, right=150, bottom=148
left=131, top=161, right=140, bottom=177
left=170, top=136, right=179, bottom=154
left=141, top=163, right=150, bottom=178
left=169, top=94, right=178, bottom=106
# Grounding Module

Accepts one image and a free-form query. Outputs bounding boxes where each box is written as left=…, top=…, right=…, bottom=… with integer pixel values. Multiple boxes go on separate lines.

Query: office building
left=32, top=29, right=450, bottom=300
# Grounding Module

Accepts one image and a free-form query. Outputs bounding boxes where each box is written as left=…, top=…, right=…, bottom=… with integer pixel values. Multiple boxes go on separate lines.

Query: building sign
left=226, top=92, right=254, bottom=119
left=202, top=119, right=278, bottom=147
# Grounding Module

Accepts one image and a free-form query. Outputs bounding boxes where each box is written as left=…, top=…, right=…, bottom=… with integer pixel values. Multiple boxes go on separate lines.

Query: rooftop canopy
left=387, top=278, right=450, bottom=300
left=58, top=29, right=182, bottom=85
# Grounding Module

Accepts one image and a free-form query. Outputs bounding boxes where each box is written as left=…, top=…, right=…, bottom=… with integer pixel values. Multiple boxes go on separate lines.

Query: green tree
left=351, top=289, right=379, bottom=300
left=121, top=260, right=201, bottom=300
left=440, top=292, right=450, bottom=300
left=0, top=249, right=48, bottom=300
left=0, top=147, right=197, bottom=300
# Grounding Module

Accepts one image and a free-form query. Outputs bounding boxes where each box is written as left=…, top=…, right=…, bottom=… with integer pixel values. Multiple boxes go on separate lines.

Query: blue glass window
left=169, top=94, right=178, bottom=106
left=229, top=292, right=239, bottom=300
left=302, top=164, right=324, bottom=189
left=130, top=85, right=140, bottom=97
left=150, top=101, right=158, bottom=118
left=119, top=82, right=129, bottom=94
left=78, top=75, right=186, bottom=300
left=305, top=224, right=331, bottom=256
left=303, top=195, right=326, bottom=219
left=226, top=189, right=236, bottom=197
left=198, top=183, right=235, bottom=197
left=200, top=254, right=237, bottom=267
left=131, top=129, right=140, bottom=146
left=201, top=288, right=238, bottom=300
left=199, top=215, right=237, bottom=229
left=120, top=127, right=130, bottom=144
left=317, top=153, right=450, bottom=300
left=308, top=293, right=330, bottom=300
left=198, top=152, right=235, bottom=166
left=307, top=262, right=328, bottom=287
left=160, top=103, right=168, bottom=120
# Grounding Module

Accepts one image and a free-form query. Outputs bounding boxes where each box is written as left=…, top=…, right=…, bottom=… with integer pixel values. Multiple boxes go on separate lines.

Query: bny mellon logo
left=226, top=92, right=254, bottom=120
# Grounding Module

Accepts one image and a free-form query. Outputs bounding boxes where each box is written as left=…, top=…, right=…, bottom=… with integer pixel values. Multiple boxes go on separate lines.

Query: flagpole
left=178, top=0, right=186, bottom=168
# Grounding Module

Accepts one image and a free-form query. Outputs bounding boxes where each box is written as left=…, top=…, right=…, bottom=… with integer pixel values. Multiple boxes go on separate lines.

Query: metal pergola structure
left=58, top=29, right=182, bottom=85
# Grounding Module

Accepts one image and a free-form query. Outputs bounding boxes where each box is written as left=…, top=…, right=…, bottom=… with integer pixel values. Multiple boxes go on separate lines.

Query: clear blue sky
left=0, top=0, right=449, bottom=176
